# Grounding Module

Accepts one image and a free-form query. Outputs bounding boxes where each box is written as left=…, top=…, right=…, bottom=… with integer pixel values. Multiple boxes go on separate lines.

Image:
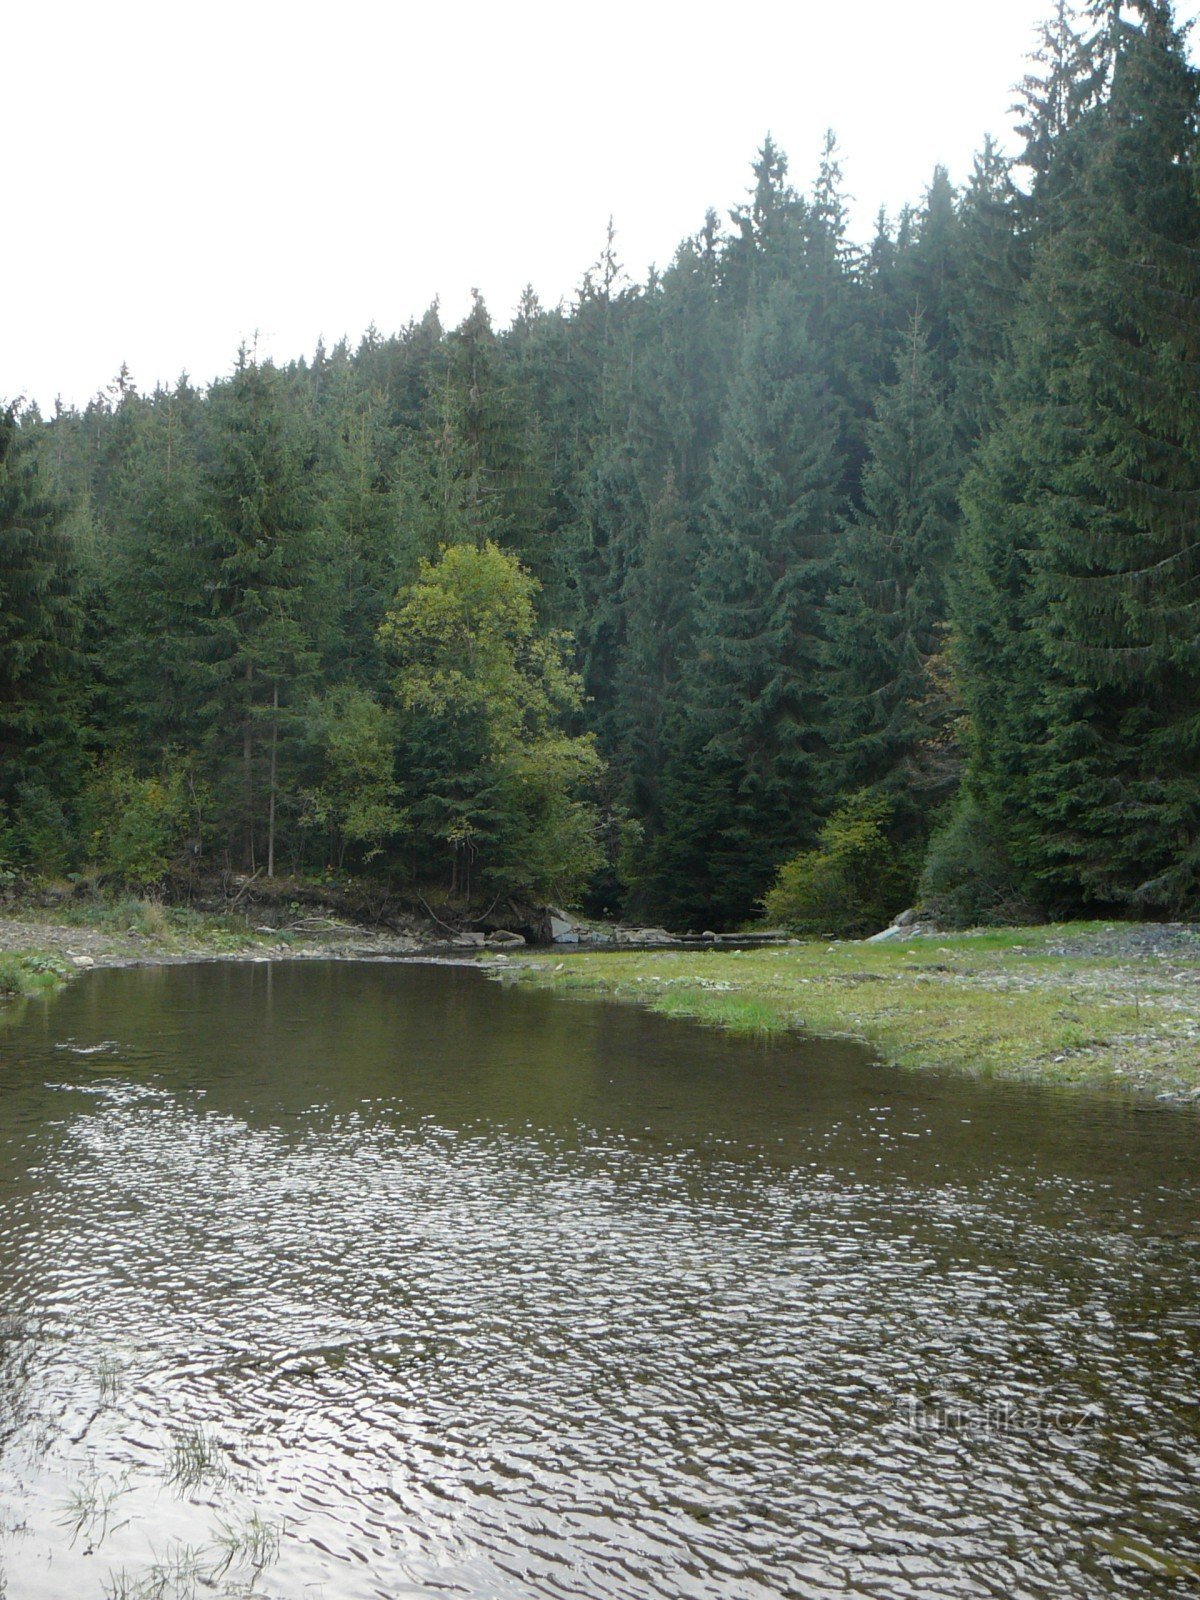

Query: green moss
left=493, top=925, right=1200, bottom=1097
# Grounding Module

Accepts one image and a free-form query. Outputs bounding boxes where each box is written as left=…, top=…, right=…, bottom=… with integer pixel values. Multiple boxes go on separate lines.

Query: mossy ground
left=491, top=925, right=1200, bottom=1098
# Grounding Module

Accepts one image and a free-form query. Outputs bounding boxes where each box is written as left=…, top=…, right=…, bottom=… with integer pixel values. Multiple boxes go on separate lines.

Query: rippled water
left=0, top=960, right=1197, bottom=1599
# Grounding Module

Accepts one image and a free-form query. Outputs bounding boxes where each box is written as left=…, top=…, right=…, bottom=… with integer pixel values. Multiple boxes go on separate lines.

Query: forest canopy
left=4, top=0, right=1200, bottom=933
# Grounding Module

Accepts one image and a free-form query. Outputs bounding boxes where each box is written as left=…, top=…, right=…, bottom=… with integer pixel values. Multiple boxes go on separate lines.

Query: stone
left=71, top=955, right=95, bottom=970
left=452, top=932, right=487, bottom=948
left=487, top=931, right=526, bottom=948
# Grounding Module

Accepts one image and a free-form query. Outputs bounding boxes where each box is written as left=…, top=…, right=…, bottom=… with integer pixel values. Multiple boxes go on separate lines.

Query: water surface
left=0, top=960, right=1197, bottom=1598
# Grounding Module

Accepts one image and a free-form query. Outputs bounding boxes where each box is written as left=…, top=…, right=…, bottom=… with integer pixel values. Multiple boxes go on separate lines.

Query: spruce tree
left=958, top=0, right=1200, bottom=911
left=200, top=352, right=325, bottom=875
left=825, top=315, right=959, bottom=820
left=0, top=405, right=81, bottom=861
left=666, top=278, right=841, bottom=924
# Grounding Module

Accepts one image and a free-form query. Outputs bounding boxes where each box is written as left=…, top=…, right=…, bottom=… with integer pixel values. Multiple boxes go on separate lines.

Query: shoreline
left=5, top=911, right=1200, bottom=1107
left=485, top=923, right=1200, bottom=1105
left=0, top=910, right=481, bottom=1009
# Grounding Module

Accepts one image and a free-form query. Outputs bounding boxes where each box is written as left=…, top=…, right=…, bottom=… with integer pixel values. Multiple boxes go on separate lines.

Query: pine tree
left=200, top=351, right=325, bottom=875
left=952, top=137, right=1026, bottom=442
left=101, top=379, right=211, bottom=756
left=899, top=167, right=961, bottom=383
left=617, top=474, right=700, bottom=838
left=665, top=278, right=841, bottom=923
left=0, top=405, right=81, bottom=862
left=958, top=0, right=1200, bottom=911
left=825, top=316, right=959, bottom=819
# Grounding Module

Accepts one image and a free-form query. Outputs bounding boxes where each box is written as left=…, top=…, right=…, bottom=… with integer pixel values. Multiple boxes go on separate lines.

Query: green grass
left=13, top=896, right=276, bottom=953
left=0, top=950, right=70, bottom=1000
left=493, top=924, right=1200, bottom=1097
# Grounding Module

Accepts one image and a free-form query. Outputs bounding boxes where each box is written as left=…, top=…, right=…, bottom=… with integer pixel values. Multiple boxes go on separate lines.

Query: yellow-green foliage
left=380, top=542, right=603, bottom=903
left=763, top=791, right=909, bottom=937
left=79, top=760, right=198, bottom=890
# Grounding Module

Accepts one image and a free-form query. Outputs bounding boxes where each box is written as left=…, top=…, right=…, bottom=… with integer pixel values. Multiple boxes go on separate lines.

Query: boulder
left=452, top=932, right=487, bottom=948
left=547, top=907, right=583, bottom=944
left=71, top=955, right=95, bottom=970
left=487, top=930, right=526, bottom=948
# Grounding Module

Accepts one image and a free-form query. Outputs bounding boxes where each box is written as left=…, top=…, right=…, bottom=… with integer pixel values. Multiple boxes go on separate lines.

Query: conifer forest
left=4, top=0, right=1200, bottom=934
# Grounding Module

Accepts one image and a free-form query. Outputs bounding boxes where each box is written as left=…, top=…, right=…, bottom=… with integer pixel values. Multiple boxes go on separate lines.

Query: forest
left=3, top=0, right=1200, bottom=935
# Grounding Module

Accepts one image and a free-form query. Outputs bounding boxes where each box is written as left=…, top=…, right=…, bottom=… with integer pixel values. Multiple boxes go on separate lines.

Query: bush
left=0, top=785, right=74, bottom=879
left=919, top=792, right=1038, bottom=927
left=762, top=791, right=912, bottom=938
left=79, top=760, right=194, bottom=891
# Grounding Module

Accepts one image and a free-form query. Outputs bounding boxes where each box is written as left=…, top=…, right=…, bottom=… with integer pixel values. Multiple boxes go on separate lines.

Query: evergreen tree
left=952, top=137, right=1026, bottom=442
left=659, top=278, right=841, bottom=924
left=100, top=379, right=211, bottom=756
left=825, top=316, right=960, bottom=823
left=0, top=405, right=81, bottom=864
left=200, top=351, right=325, bottom=875
left=958, top=0, right=1200, bottom=910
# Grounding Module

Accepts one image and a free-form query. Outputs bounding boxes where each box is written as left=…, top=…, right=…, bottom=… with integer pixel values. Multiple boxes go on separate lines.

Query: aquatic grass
left=210, top=1509, right=284, bottom=1576
left=495, top=926, right=1200, bottom=1097
left=57, top=1469, right=131, bottom=1548
left=96, top=1354, right=125, bottom=1404
left=101, top=1512, right=284, bottom=1600
left=102, top=1542, right=210, bottom=1600
left=165, top=1425, right=228, bottom=1493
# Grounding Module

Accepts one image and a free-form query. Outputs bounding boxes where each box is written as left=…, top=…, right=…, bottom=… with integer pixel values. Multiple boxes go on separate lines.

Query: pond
left=0, top=960, right=1197, bottom=1598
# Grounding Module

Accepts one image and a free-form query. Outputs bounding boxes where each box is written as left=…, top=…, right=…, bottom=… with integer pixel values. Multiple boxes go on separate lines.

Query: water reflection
left=0, top=960, right=1196, bottom=1598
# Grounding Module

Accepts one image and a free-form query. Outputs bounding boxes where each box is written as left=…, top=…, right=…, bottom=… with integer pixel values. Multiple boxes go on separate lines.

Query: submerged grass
left=494, top=924, right=1200, bottom=1098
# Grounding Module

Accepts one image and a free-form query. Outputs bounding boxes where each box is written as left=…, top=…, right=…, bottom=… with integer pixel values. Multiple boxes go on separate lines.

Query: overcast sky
left=6, top=0, right=1199, bottom=409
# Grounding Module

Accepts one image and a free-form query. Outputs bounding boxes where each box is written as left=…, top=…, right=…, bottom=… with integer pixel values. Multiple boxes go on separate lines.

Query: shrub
left=79, top=760, right=194, bottom=891
left=919, top=791, right=1038, bottom=927
left=0, top=785, right=74, bottom=878
left=762, top=791, right=912, bottom=938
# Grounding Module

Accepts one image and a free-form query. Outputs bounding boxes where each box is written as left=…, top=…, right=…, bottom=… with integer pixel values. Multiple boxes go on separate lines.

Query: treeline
left=3, top=0, right=1200, bottom=932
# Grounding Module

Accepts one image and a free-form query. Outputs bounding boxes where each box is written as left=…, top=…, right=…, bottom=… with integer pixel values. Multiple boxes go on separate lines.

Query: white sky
left=5, top=0, right=1198, bottom=409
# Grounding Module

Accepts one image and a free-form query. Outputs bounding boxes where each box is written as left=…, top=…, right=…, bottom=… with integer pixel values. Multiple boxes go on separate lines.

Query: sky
left=5, top=0, right=1199, bottom=409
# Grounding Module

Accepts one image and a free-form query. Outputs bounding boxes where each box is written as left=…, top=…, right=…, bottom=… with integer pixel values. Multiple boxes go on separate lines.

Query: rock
left=71, top=955, right=95, bottom=970
left=702, top=931, right=719, bottom=940
left=894, top=907, right=921, bottom=928
left=487, top=931, right=526, bottom=948
left=452, top=932, right=487, bottom=948
left=547, top=908, right=582, bottom=943
left=866, top=925, right=906, bottom=944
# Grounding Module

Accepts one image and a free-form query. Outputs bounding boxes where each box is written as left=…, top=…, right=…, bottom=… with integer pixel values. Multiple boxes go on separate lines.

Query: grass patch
left=494, top=924, right=1200, bottom=1098
left=14, top=897, right=270, bottom=953
left=0, top=950, right=69, bottom=1000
